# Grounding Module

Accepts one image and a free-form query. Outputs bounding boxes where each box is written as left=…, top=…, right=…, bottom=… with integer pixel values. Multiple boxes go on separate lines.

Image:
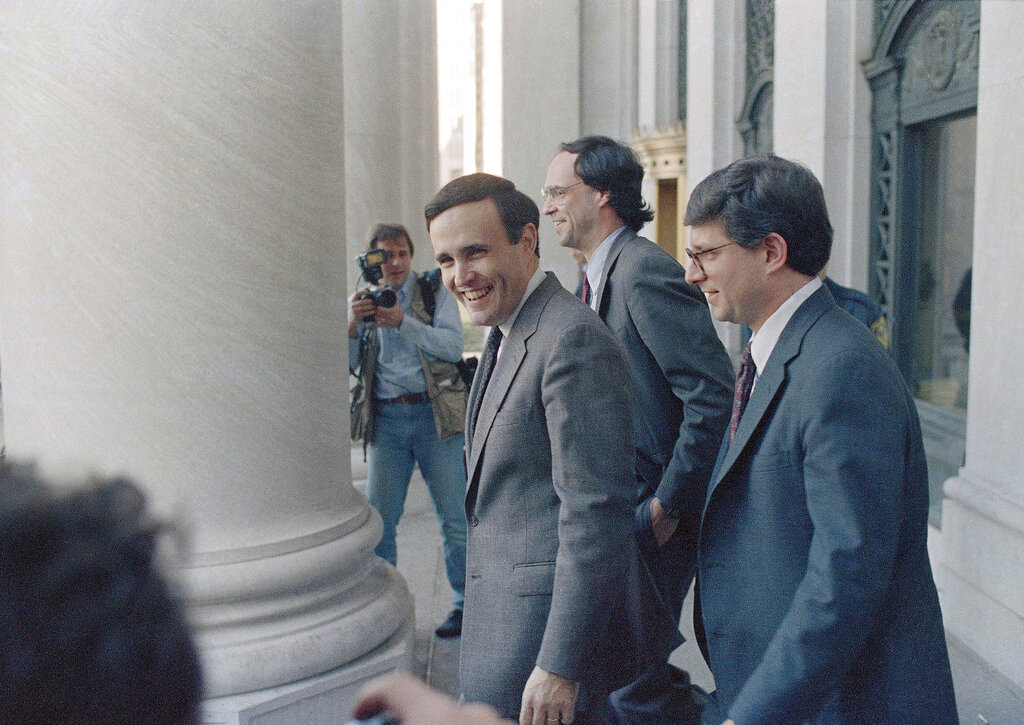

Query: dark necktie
left=469, top=326, right=503, bottom=439
left=580, top=274, right=592, bottom=306
left=729, top=341, right=756, bottom=445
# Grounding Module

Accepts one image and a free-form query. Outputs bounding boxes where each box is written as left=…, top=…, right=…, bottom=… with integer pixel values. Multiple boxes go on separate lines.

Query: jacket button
left=470, top=516, right=479, bottom=526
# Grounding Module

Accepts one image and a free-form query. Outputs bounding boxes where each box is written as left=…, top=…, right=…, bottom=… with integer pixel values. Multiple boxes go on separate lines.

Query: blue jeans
left=366, top=398, right=467, bottom=609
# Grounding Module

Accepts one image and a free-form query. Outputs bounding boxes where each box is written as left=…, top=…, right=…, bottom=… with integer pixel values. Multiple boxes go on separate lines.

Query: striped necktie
left=469, top=326, right=503, bottom=439
left=729, top=341, right=756, bottom=445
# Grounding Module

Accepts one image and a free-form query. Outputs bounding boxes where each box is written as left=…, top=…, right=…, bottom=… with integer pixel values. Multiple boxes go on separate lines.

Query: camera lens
left=373, top=288, right=398, bottom=309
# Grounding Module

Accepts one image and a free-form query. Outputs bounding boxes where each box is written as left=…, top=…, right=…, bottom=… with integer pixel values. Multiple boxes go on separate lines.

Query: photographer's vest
left=351, top=272, right=468, bottom=448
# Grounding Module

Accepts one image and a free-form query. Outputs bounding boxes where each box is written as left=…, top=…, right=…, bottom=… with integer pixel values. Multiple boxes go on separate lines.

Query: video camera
left=356, top=248, right=398, bottom=319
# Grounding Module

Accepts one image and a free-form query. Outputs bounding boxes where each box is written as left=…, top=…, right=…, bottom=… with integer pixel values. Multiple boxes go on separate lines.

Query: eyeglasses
left=684, top=241, right=737, bottom=275
left=540, top=181, right=585, bottom=202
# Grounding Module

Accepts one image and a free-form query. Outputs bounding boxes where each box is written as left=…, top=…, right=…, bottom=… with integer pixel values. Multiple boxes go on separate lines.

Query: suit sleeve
left=535, top=320, right=636, bottom=680
left=398, top=284, right=464, bottom=362
left=626, top=253, right=733, bottom=530
left=727, top=350, right=910, bottom=725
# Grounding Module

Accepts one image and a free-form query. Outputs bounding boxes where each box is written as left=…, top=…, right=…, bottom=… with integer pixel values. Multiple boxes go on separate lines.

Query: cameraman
left=348, top=222, right=468, bottom=639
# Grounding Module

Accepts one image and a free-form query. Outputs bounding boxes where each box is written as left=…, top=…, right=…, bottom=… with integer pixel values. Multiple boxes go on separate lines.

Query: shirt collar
left=498, top=267, right=547, bottom=338
left=585, top=226, right=627, bottom=305
left=749, top=276, right=822, bottom=376
left=396, top=272, right=416, bottom=300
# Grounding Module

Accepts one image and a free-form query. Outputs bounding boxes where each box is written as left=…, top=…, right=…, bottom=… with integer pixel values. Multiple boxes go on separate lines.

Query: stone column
left=686, top=0, right=746, bottom=358
left=502, top=0, right=582, bottom=289
left=774, top=0, right=873, bottom=289
left=581, top=0, right=638, bottom=140
left=0, top=3, right=413, bottom=722
left=342, top=0, right=438, bottom=287
left=940, top=0, right=1024, bottom=691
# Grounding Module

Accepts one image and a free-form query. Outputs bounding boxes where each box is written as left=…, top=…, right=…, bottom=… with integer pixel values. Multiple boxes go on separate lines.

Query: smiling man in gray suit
left=684, top=155, right=957, bottom=724
left=543, top=136, right=733, bottom=725
left=427, top=173, right=676, bottom=725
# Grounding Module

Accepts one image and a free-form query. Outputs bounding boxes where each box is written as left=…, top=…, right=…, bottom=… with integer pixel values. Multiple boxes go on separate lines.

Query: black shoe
left=435, top=608, right=463, bottom=638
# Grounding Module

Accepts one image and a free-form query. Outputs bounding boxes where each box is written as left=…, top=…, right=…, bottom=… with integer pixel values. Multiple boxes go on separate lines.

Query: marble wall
left=940, top=0, right=1024, bottom=690
left=774, top=0, right=873, bottom=289
left=500, top=0, right=582, bottom=289
left=685, top=0, right=748, bottom=356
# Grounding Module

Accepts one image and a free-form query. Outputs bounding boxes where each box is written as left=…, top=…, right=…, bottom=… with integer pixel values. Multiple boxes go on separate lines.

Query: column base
left=941, top=471, right=1024, bottom=690
left=202, top=605, right=414, bottom=725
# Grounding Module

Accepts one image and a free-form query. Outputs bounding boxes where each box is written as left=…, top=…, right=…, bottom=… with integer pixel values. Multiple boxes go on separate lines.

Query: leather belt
left=379, top=392, right=429, bottom=404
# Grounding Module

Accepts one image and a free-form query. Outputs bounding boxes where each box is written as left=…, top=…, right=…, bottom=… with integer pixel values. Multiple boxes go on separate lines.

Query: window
left=865, top=0, right=979, bottom=527
left=912, top=114, right=974, bottom=412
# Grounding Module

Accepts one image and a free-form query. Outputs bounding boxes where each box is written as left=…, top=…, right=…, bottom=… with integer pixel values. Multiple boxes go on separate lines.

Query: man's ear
left=596, top=188, right=612, bottom=208
left=762, top=232, right=789, bottom=273
left=519, top=222, right=538, bottom=255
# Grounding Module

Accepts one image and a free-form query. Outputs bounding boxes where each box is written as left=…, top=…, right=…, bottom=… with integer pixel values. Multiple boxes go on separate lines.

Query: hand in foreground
left=650, top=496, right=680, bottom=547
left=349, top=289, right=375, bottom=337
left=519, top=666, right=579, bottom=725
left=352, top=672, right=511, bottom=725
left=373, top=300, right=404, bottom=328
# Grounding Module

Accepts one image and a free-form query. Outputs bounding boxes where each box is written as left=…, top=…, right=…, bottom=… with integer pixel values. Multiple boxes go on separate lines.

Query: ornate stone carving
left=902, top=1, right=979, bottom=107
left=874, top=0, right=901, bottom=44
left=678, top=0, right=687, bottom=123
left=915, top=7, right=960, bottom=90
left=740, top=0, right=774, bottom=154
left=745, top=0, right=774, bottom=91
left=872, top=130, right=897, bottom=320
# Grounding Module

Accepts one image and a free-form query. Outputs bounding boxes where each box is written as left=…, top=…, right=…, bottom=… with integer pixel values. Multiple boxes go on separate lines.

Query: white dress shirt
left=584, top=226, right=628, bottom=310
left=494, top=267, right=548, bottom=358
left=749, top=276, right=822, bottom=390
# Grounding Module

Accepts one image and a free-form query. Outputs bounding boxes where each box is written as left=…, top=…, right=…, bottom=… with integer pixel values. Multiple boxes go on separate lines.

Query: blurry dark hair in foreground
left=0, top=461, right=203, bottom=725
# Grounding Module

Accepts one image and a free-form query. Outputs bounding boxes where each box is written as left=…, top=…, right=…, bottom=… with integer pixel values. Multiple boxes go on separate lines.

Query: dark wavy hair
left=560, top=135, right=654, bottom=232
left=683, top=154, right=832, bottom=277
left=425, top=173, right=540, bottom=257
left=367, top=221, right=413, bottom=256
left=0, top=462, right=203, bottom=725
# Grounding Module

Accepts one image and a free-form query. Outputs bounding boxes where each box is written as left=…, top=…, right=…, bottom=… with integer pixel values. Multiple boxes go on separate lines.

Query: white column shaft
left=0, top=1, right=412, bottom=706
left=774, top=0, right=873, bottom=288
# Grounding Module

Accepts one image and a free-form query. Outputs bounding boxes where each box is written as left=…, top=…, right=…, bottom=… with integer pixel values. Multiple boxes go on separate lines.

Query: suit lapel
left=465, top=274, right=559, bottom=503
left=704, top=287, right=834, bottom=507
left=592, top=228, right=631, bottom=319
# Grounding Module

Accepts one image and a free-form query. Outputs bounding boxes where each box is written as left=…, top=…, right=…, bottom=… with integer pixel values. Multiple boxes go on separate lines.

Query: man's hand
left=352, top=672, right=512, bottom=725
left=373, top=299, right=404, bottom=328
left=650, top=496, right=680, bottom=547
left=348, top=289, right=375, bottom=338
left=519, top=666, right=579, bottom=725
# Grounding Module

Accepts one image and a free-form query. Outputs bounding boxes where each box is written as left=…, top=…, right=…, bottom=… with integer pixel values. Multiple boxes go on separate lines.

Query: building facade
left=1, top=2, right=1021, bottom=718
left=495, top=0, right=1024, bottom=695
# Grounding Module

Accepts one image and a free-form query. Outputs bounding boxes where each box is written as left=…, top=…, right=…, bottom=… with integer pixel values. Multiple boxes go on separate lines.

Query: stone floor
left=351, top=446, right=1024, bottom=724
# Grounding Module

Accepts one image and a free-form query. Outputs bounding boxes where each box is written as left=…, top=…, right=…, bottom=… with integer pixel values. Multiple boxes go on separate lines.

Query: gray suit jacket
left=696, top=287, right=957, bottom=724
left=460, top=273, right=677, bottom=718
left=593, top=228, right=733, bottom=535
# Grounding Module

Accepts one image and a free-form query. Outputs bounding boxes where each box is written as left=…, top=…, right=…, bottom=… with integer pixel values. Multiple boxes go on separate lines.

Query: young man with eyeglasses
left=683, top=154, right=957, bottom=724
left=542, top=136, right=733, bottom=725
